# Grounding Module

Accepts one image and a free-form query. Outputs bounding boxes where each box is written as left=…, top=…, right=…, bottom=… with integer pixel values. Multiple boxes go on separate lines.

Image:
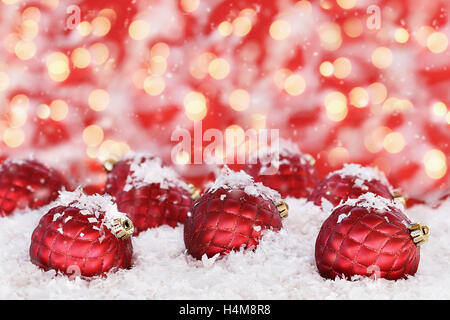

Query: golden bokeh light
left=218, top=21, right=233, bottom=36
left=232, top=16, right=252, bottom=37
left=91, top=16, right=111, bottom=37
left=77, top=21, right=92, bottom=37
left=175, top=150, right=191, bottom=165
left=273, top=68, right=292, bottom=89
left=15, top=40, right=36, bottom=60
left=325, top=91, right=348, bottom=121
left=432, top=101, right=447, bottom=117
left=250, top=113, right=266, bottom=130
left=383, top=132, right=405, bottom=153
left=3, top=128, right=25, bottom=148
left=129, top=20, right=150, bottom=40
left=151, top=42, right=170, bottom=58
left=22, top=7, right=41, bottom=22
left=208, top=58, right=230, bottom=80
left=88, top=89, right=110, bottom=111
left=190, top=52, right=215, bottom=79
left=20, top=19, right=39, bottom=40
left=149, top=55, right=167, bottom=75
left=184, top=91, right=207, bottom=121
left=97, top=140, right=130, bottom=163
left=143, top=76, right=165, bottom=96
left=319, top=61, right=334, bottom=77
left=333, top=57, right=352, bottom=79
left=180, top=0, right=200, bottom=12
left=319, top=22, right=342, bottom=51
left=46, top=51, right=70, bottom=82
left=337, top=0, right=356, bottom=9
left=82, top=125, right=104, bottom=147
left=394, top=28, right=409, bottom=43
left=343, top=17, right=363, bottom=38
left=295, top=0, right=312, bottom=13
left=37, top=104, right=51, bottom=119
left=270, top=20, right=291, bottom=40
left=71, top=47, right=91, bottom=68
left=284, top=74, right=306, bottom=96
left=364, top=126, right=391, bottom=153
left=371, top=47, right=393, bottom=69
left=229, top=89, right=251, bottom=111
left=423, top=149, right=447, bottom=179
left=49, top=100, right=69, bottom=121
left=328, top=146, right=350, bottom=167
left=427, top=32, right=448, bottom=54
left=349, top=87, right=369, bottom=108
left=90, top=43, right=109, bottom=65
left=368, top=82, right=387, bottom=104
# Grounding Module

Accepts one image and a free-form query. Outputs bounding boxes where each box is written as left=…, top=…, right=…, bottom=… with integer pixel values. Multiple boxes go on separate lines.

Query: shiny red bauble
left=0, top=159, right=69, bottom=217
left=106, top=154, right=193, bottom=235
left=315, top=194, right=420, bottom=280
left=244, top=147, right=319, bottom=198
left=184, top=171, right=284, bottom=260
left=308, top=164, right=394, bottom=207
left=30, top=193, right=134, bottom=278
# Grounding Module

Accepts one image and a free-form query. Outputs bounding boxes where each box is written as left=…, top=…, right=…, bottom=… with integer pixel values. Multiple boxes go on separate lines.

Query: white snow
left=122, top=153, right=190, bottom=193
left=208, top=168, right=281, bottom=202
left=0, top=196, right=448, bottom=299
left=329, top=163, right=393, bottom=192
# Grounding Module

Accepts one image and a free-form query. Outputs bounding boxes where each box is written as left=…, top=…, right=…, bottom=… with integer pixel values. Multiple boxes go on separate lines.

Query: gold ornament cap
left=111, top=216, right=135, bottom=240
left=188, top=184, right=201, bottom=201
left=392, top=189, right=408, bottom=207
left=276, top=200, right=289, bottom=218
left=409, top=223, right=430, bottom=246
left=304, top=153, right=316, bottom=166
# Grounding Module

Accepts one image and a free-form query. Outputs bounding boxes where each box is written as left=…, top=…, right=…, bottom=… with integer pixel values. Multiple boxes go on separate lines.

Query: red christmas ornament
left=308, top=164, right=397, bottom=208
left=29, top=190, right=134, bottom=278
left=0, top=159, right=69, bottom=217
left=184, top=170, right=288, bottom=260
left=109, top=154, right=197, bottom=235
left=315, top=193, right=429, bottom=280
left=244, top=142, right=319, bottom=198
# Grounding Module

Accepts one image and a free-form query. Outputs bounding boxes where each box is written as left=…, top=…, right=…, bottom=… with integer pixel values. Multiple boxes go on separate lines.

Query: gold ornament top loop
left=276, top=200, right=289, bottom=218
left=409, top=223, right=430, bottom=246
left=111, top=216, right=135, bottom=240
left=392, top=190, right=408, bottom=207
left=187, top=184, right=201, bottom=201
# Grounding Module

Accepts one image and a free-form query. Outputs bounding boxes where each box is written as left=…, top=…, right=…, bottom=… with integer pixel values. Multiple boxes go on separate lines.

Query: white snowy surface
left=0, top=197, right=449, bottom=300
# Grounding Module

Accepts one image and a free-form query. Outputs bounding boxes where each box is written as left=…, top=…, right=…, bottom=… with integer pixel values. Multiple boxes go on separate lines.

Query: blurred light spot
left=71, top=47, right=91, bottom=68
left=98, top=9, right=117, bottom=21
left=295, top=1, right=312, bottom=13
left=15, top=40, right=36, bottom=60
left=414, top=26, right=434, bottom=46
left=432, top=101, right=447, bottom=117
left=394, top=28, right=409, bottom=43
left=319, top=61, right=334, bottom=77
left=319, top=22, right=342, bottom=51
left=208, top=58, right=230, bottom=80
left=229, top=89, right=250, bottom=111
left=77, top=21, right=92, bottom=37
left=251, top=113, right=266, bottom=130
left=233, top=17, right=252, bottom=37
left=149, top=55, right=167, bottom=75
left=368, top=82, right=387, bottom=104
left=129, top=20, right=150, bottom=40
left=343, top=17, right=363, bottom=38
left=86, top=147, right=97, bottom=159
left=328, top=147, right=349, bottom=167
left=143, top=76, right=165, bottom=96
left=50, top=100, right=68, bottom=121
left=349, top=87, right=369, bottom=108
left=91, top=16, right=111, bottom=37
left=37, top=104, right=50, bottom=119
left=273, top=68, right=292, bottom=89
left=90, top=43, right=109, bottom=65
left=97, top=140, right=128, bottom=163
left=88, top=89, right=110, bottom=111
left=10, top=94, right=29, bottom=108
left=46, top=52, right=69, bottom=82
left=371, top=47, right=393, bottom=69
left=218, top=21, right=233, bottom=36
left=0, top=72, right=10, bottom=91
left=41, top=0, right=59, bottom=10
left=320, top=0, right=332, bottom=9
left=3, top=128, right=24, bottom=147
left=333, top=57, right=352, bottom=79
left=184, top=91, right=207, bottom=121
left=151, top=42, right=170, bottom=58
left=22, top=7, right=41, bottom=21
left=364, top=126, right=391, bottom=153
left=83, top=125, right=104, bottom=147
left=190, top=52, right=215, bottom=79
left=383, top=132, right=405, bottom=153
left=337, top=0, right=355, bottom=9
left=270, top=20, right=291, bottom=40
left=383, top=97, right=413, bottom=113
left=325, top=91, right=348, bottom=121
left=180, top=0, right=200, bottom=12
left=427, top=32, right=448, bottom=53
left=20, top=20, right=39, bottom=40
left=424, top=149, right=447, bottom=179
left=284, top=74, right=306, bottom=96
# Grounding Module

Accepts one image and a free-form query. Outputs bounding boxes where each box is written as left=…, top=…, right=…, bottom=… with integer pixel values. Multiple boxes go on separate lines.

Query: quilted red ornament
left=315, top=193, right=429, bottom=280
left=0, top=159, right=69, bottom=217
left=184, top=170, right=288, bottom=260
left=30, top=190, right=134, bottom=278
left=109, top=154, right=196, bottom=235
left=308, top=164, right=397, bottom=208
left=244, top=142, right=319, bottom=198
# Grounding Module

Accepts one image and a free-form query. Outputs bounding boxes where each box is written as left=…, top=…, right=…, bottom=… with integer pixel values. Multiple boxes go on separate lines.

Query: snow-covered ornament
left=315, top=193, right=429, bottom=280
left=308, top=164, right=400, bottom=208
left=0, top=159, right=69, bottom=217
left=29, top=189, right=134, bottom=278
left=184, top=169, right=288, bottom=260
left=107, top=153, right=198, bottom=235
left=244, top=141, right=319, bottom=198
